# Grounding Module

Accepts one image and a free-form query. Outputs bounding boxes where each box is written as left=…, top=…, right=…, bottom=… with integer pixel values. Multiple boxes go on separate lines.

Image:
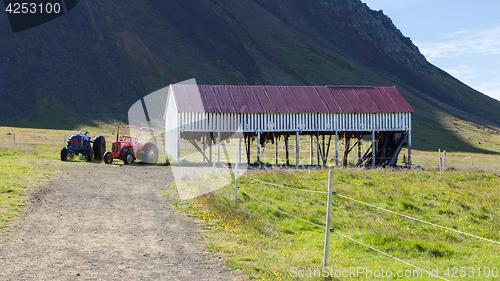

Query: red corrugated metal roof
left=171, top=85, right=414, bottom=114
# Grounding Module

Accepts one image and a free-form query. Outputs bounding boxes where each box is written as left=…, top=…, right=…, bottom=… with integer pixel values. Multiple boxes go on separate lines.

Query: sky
left=361, top=0, right=500, bottom=101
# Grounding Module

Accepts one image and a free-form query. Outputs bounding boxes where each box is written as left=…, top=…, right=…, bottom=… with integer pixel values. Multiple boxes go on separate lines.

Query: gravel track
left=0, top=162, right=247, bottom=280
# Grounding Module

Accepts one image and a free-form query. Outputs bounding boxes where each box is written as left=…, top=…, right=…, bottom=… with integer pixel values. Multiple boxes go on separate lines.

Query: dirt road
left=0, top=162, right=246, bottom=280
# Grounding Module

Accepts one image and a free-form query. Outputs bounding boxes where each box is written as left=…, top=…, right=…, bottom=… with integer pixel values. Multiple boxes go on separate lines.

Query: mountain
left=1, top=0, right=499, bottom=152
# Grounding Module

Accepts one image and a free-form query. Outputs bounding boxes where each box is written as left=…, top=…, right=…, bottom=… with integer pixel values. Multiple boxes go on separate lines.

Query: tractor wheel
left=103, top=151, right=113, bottom=164
left=141, top=144, right=159, bottom=164
left=61, top=147, right=68, bottom=161
left=86, top=148, right=94, bottom=162
left=93, top=136, right=106, bottom=159
left=122, top=151, right=134, bottom=165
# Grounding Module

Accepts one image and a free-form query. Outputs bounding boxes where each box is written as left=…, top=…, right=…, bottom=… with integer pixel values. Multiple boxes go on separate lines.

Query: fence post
left=323, top=171, right=334, bottom=268
left=471, top=153, right=474, bottom=168
left=235, top=151, right=239, bottom=205
left=13, top=134, right=15, bottom=145
left=439, top=149, right=442, bottom=179
left=64, top=134, right=66, bottom=145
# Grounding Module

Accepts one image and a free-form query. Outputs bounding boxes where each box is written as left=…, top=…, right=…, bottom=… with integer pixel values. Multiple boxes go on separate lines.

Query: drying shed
left=164, top=85, right=414, bottom=167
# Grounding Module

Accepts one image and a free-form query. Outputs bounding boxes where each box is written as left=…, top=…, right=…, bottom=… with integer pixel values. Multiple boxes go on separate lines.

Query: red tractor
left=103, top=125, right=159, bottom=165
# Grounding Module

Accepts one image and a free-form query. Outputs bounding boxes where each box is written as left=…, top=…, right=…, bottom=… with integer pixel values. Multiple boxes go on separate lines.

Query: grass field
left=0, top=125, right=123, bottom=233
left=172, top=168, right=500, bottom=280
left=2, top=125, right=500, bottom=280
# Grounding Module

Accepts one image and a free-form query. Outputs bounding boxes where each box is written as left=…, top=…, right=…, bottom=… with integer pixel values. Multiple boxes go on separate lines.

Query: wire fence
left=241, top=174, right=328, bottom=194
left=335, top=193, right=500, bottom=246
left=212, top=167, right=500, bottom=280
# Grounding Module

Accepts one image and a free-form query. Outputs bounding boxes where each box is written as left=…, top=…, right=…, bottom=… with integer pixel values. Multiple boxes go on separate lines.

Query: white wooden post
left=64, top=134, right=66, bottom=145
left=257, top=131, right=261, bottom=162
left=372, top=131, right=376, bottom=167
left=13, top=134, right=15, bottom=145
left=443, top=150, right=446, bottom=168
left=323, top=171, right=334, bottom=267
left=235, top=151, right=239, bottom=204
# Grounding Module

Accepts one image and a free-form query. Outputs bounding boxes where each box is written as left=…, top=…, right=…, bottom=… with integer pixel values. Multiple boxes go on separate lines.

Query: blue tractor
left=60, top=131, right=106, bottom=162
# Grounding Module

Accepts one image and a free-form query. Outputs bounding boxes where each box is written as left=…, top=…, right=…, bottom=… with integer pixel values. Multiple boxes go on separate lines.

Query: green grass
left=0, top=144, right=59, bottom=231
left=0, top=125, right=118, bottom=233
left=0, top=124, right=172, bottom=233
left=171, top=169, right=500, bottom=280
left=2, top=124, right=500, bottom=280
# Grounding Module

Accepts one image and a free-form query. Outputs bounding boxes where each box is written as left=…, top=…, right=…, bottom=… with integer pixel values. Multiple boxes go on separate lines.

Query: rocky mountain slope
left=1, top=0, right=499, bottom=152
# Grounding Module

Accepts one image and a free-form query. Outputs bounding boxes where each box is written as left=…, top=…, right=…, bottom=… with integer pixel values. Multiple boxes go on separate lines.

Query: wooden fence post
left=323, top=171, right=334, bottom=268
left=439, top=149, right=443, bottom=179
left=235, top=151, right=239, bottom=204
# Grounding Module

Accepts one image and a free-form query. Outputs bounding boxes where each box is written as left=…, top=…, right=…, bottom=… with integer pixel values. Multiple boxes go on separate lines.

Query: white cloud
left=473, top=81, right=500, bottom=101
left=416, top=25, right=500, bottom=61
left=444, top=65, right=476, bottom=81
left=444, top=65, right=500, bottom=101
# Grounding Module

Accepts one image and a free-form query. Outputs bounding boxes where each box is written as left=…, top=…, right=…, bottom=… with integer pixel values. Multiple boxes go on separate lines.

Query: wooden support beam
left=246, top=135, right=251, bottom=164
left=358, top=137, right=362, bottom=166
left=188, top=139, right=210, bottom=162
left=346, top=137, right=361, bottom=155
left=361, top=145, right=372, bottom=165
left=343, top=135, right=350, bottom=167
left=326, top=132, right=332, bottom=162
